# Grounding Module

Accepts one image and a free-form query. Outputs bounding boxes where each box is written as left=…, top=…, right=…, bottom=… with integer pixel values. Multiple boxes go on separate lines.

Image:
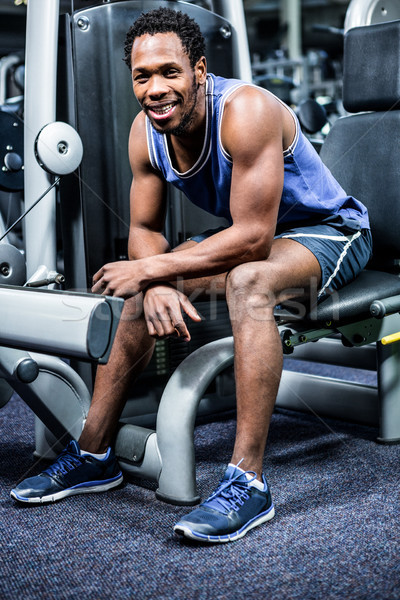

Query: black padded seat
left=278, top=270, right=400, bottom=326
left=308, top=270, right=400, bottom=324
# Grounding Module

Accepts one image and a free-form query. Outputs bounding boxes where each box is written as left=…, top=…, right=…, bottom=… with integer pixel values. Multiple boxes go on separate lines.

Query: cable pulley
left=0, top=242, right=26, bottom=286
left=34, top=121, right=83, bottom=176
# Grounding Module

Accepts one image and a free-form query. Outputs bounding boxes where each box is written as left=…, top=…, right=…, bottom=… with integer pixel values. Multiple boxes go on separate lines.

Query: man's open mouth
left=147, top=102, right=178, bottom=121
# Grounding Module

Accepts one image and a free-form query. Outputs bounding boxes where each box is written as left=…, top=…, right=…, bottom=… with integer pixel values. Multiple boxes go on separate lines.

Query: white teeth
left=152, top=103, right=174, bottom=115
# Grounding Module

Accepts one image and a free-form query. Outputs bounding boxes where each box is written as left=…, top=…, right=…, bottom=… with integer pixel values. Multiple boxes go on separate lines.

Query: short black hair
left=123, top=7, right=206, bottom=71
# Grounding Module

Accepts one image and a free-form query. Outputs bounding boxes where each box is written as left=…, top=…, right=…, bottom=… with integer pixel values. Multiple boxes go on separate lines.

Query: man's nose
left=147, top=75, right=169, bottom=97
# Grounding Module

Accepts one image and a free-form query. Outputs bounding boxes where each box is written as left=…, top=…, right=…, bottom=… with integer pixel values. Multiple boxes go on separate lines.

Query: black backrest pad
left=320, top=20, right=400, bottom=263
left=343, top=20, right=400, bottom=113
left=320, top=111, right=400, bottom=261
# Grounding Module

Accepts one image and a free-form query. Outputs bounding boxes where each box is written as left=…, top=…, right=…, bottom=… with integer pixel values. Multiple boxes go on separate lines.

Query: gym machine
left=2, top=0, right=400, bottom=506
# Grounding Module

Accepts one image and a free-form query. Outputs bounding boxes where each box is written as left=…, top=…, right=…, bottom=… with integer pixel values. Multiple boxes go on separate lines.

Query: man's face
left=131, top=32, right=206, bottom=136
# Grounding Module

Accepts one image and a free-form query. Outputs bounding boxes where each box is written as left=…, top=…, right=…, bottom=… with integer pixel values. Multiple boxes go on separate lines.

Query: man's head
left=125, top=8, right=207, bottom=137
left=123, top=7, right=206, bottom=72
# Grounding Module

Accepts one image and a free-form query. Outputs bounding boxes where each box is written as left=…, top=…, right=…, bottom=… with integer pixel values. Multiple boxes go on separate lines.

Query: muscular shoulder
left=221, top=86, right=293, bottom=157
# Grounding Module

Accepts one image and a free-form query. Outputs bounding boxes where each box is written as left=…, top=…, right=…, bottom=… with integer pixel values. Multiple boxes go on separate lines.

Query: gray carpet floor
left=1, top=383, right=399, bottom=599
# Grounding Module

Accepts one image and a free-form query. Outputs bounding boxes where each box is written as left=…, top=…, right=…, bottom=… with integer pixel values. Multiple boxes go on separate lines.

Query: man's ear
left=195, top=56, right=207, bottom=85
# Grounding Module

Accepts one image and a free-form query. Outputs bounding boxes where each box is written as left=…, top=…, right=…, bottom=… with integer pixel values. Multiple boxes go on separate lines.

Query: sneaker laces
left=204, top=468, right=258, bottom=514
left=44, top=449, right=86, bottom=478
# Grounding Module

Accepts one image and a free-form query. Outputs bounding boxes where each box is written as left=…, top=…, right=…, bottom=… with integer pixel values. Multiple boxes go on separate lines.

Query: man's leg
left=78, top=294, right=156, bottom=453
left=174, top=238, right=321, bottom=542
left=227, top=238, right=321, bottom=478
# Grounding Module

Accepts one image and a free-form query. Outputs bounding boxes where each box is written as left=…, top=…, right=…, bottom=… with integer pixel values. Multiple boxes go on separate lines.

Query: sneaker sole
left=174, top=504, right=275, bottom=543
left=10, top=473, right=123, bottom=504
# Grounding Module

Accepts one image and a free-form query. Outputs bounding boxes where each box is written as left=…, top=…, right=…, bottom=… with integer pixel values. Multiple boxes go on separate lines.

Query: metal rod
left=0, top=177, right=60, bottom=243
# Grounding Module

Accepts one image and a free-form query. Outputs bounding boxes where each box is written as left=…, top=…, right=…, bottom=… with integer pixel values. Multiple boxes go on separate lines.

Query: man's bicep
left=128, top=114, right=168, bottom=232
left=229, top=141, right=284, bottom=250
left=129, top=169, right=167, bottom=233
left=225, top=92, right=284, bottom=244
left=126, top=115, right=170, bottom=259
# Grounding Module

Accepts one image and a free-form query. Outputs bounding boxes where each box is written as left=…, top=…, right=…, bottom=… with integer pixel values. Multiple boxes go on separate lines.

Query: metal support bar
left=0, top=54, right=20, bottom=105
left=0, top=213, right=9, bottom=244
left=287, top=337, right=377, bottom=371
left=280, top=0, right=302, bottom=60
left=24, top=0, right=60, bottom=277
left=156, top=337, right=234, bottom=505
left=377, top=340, right=400, bottom=443
left=0, top=347, right=90, bottom=451
left=212, top=0, right=252, bottom=81
left=276, top=369, right=379, bottom=426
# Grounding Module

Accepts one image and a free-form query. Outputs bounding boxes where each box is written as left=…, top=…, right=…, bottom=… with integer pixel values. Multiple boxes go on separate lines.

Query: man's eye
left=134, top=75, right=149, bottom=83
left=165, top=69, right=178, bottom=77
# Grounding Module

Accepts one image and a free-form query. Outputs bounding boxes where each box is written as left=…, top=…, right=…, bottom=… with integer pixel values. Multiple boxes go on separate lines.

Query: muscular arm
left=93, top=87, right=287, bottom=297
left=127, top=113, right=170, bottom=260
left=125, top=113, right=202, bottom=340
left=143, top=87, right=284, bottom=279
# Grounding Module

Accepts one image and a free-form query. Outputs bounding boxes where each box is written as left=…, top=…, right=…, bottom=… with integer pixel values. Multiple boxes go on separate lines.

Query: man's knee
left=227, top=263, right=277, bottom=320
left=227, top=262, right=265, bottom=294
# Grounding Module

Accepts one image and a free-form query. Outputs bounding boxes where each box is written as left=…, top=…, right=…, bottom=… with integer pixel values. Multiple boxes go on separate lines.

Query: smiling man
left=11, top=8, right=372, bottom=543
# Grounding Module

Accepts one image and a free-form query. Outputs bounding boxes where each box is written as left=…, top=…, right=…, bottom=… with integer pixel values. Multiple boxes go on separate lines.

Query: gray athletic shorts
left=189, top=222, right=373, bottom=298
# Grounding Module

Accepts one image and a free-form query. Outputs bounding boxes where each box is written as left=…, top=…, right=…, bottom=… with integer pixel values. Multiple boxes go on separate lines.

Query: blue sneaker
left=174, top=464, right=274, bottom=543
left=10, top=440, right=123, bottom=504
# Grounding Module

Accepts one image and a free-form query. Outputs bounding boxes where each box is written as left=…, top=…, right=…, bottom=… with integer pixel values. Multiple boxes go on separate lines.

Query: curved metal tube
left=156, top=336, right=234, bottom=505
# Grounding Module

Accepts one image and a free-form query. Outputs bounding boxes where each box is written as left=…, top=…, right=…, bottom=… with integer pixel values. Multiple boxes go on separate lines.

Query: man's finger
left=146, top=319, right=158, bottom=338
left=92, top=266, right=104, bottom=286
left=173, top=319, right=191, bottom=342
left=179, top=295, right=203, bottom=322
left=166, top=304, right=191, bottom=340
left=91, top=279, right=105, bottom=295
left=148, top=315, right=165, bottom=338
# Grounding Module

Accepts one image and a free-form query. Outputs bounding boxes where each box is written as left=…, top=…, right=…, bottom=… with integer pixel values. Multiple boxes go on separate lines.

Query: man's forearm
left=91, top=224, right=272, bottom=299
left=139, top=225, right=271, bottom=287
left=128, top=227, right=171, bottom=261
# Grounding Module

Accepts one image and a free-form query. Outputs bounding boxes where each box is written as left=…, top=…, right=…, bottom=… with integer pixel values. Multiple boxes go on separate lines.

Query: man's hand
left=143, top=284, right=202, bottom=342
left=92, top=260, right=147, bottom=298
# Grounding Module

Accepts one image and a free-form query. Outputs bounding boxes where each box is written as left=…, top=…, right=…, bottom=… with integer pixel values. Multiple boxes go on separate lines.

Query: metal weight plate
left=0, top=242, right=26, bottom=285
left=35, top=121, right=84, bottom=176
left=0, top=111, right=24, bottom=192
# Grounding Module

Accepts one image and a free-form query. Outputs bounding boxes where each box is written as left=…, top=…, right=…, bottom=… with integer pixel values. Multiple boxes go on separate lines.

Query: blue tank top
left=145, top=73, right=370, bottom=232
